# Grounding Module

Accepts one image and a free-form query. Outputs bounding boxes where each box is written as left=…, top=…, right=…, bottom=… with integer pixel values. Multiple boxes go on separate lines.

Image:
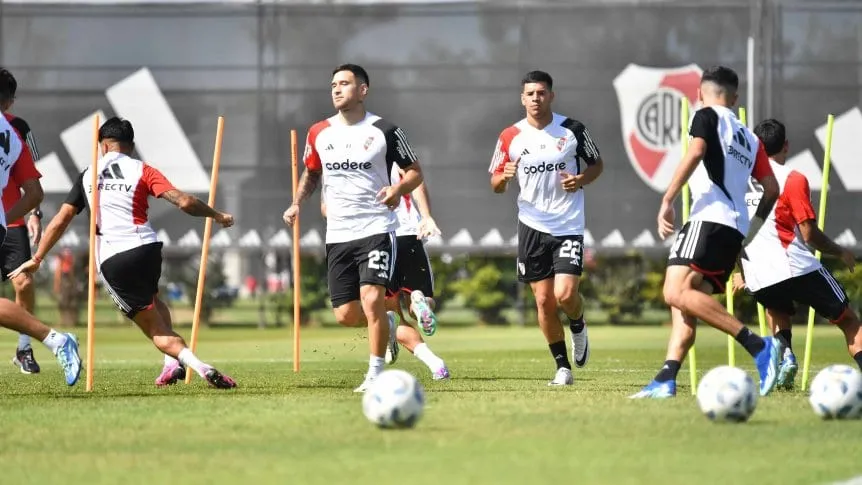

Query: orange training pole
left=291, top=129, right=301, bottom=372
left=86, top=114, right=100, bottom=392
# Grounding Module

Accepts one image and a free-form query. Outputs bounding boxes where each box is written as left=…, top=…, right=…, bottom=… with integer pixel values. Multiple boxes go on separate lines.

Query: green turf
left=0, top=324, right=858, bottom=485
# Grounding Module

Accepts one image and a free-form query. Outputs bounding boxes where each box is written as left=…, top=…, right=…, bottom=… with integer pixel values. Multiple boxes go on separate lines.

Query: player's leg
left=398, top=237, right=438, bottom=336
left=386, top=291, right=450, bottom=380
left=663, top=221, right=780, bottom=396
left=750, top=281, right=798, bottom=390
left=152, top=296, right=188, bottom=386
left=1, top=227, right=42, bottom=373
left=630, top=308, right=697, bottom=398
left=519, top=222, right=572, bottom=385
left=552, top=234, right=588, bottom=367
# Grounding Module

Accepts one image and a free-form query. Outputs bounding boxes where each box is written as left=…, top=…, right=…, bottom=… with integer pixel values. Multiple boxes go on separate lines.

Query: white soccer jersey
left=0, top=114, right=24, bottom=229
left=488, top=113, right=601, bottom=236
left=687, top=105, right=772, bottom=236
left=65, top=152, right=176, bottom=263
left=741, top=161, right=822, bottom=291
left=390, top=164, right=421, bottom=237
left=304, top=112, right=418, bottom=244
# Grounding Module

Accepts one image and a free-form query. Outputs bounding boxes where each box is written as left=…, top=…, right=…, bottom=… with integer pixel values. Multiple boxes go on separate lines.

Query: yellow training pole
left=680, top=98, right=698, bottom=395
left=801, top=114, right=835, bottom=391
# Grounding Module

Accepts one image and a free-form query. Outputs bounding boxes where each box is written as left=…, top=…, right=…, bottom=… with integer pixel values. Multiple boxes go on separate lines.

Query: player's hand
left=657, top=200, right=676, bottom=240
left=216, top=212, right=234, bottom=228
left=560, top=172, right=584, bottom=192
left=731, top=272, right=747, bottom=294
left=376, top=186, right=401, bottom=211
left=27, top=215, right=42, bottom=245
left=8, top=258, right=41, bottom=279
left=501, top=159, right=519, bottom=181
left=282, top=204, right=299, bottom=227
left=840, top=249, right=856, bottom=273
left=418, top=217, right=442, bottom=239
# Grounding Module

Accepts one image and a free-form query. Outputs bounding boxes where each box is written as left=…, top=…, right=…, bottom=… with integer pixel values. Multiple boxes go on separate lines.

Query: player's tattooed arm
left=160, top=189, right=233, bottom=227
left=798, top=220, right=847, bottom=258
left=293, top=169, right=322, bottom=206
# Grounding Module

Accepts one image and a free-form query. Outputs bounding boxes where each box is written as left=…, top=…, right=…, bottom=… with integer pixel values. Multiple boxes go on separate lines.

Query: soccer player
left=10, top=117, right=237, bottom=389
left=0, top=67, right=47, bottom=373
left=630, top=66, right=782, bottom=399
left=489, top=70, right=603, bottom=386
left=283, top=63, right=424, bottom=392
left=731, top=118, right=862, bottom=388
left=323, top=170, right=451, bottom=380
left=0, top=79, right=80, bottom=386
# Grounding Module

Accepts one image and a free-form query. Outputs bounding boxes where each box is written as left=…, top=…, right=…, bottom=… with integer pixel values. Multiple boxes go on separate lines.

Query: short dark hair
left=98, top=117, right=135, bottom=144
left=701, top=66, right=739, bottom=94
left=521, top=70, right=553, bottom=91
left=0, top=68, right=17, bottom=103
left=754, top=118, right=786, bottom=157
left=332, top=64, right=370, bottom=87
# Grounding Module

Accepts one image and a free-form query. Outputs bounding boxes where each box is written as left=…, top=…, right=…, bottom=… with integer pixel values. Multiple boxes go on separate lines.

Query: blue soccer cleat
left=754, top=336, right=781, bottom=396
left=629, top=379, right=676, bottom=399
left=55, top=333, right=81, bottom=386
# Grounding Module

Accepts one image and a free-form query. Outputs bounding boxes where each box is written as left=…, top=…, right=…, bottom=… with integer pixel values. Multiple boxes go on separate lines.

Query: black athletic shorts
left=517, top=220, right=584, bottom=283
left=0, top=226, right=31, bottom=282
left=667, top=220, right=743, bottom=294
left=752, top=268, right=850, bottom=322
left=100, top=242, right=163, bottom=319
left=326, top=232, right=396, bottom=308
left=388, top=235, right=434, bottom=298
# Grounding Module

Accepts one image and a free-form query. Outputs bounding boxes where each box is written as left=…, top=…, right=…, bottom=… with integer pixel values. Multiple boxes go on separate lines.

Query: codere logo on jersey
left=522, top=162, right=567, bottom=175
left=325, top=160, right=373, bottom=171
left=613, top=63, right=704, bottom=193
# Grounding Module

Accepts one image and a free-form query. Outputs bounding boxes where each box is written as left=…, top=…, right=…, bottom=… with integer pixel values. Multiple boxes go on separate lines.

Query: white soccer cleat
left=548, top=367, right=574, bottom=386
left=384, top=311, right=400, bottom=365
left=354, top=374, right=375, bottom=393
left=571, top=322, right=590, bottom=368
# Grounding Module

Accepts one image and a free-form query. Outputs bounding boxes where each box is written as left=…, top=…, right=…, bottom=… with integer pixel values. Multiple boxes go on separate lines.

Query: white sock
left=41, top=330, right=68, bottom=354
left=164, top=354, right=179, bottom=367
left=368, top=355, right=385, bottom=379
left=18, top=333, right=31, bottom=351
left=413, top=343, right=445, bottom=372
left=178, top=348, right=210, bottom=378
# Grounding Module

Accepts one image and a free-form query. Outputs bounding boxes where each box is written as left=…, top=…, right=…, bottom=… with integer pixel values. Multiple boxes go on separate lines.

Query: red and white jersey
left=687, top=105, right=773, bottom=235
left=0, top=114, right=32, bottom=229
left=741, top=161, right=822, bottom=291
left=65, top=152, right=176, bottom=264
left=390, top=164, right=421, bottom=237
left=488, top=113, right=601, bottom=236
left=304, top=112, right=418, bottom=244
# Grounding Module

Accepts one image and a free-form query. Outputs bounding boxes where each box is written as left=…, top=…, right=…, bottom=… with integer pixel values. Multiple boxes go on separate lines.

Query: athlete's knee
left=533, top=289, right=556, bottom=315
left=554, top=282, right=580, bottom=308
left=334, top=302, right=364, bottom=327
left=152, top=334, right=183, bottom=353
left=12, top=273, right=33, bottom=293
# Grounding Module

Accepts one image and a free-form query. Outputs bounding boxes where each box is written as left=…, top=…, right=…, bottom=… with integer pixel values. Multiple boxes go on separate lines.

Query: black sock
left=854, top=351, right=862, bottom=372
left=569, top=315, right=584, bottom=334
left=775, top=329, right=793, bottom=351
left=549, top=341, right=571, bottom=370
left=735, top=327, right=766, bottom=357
left=654, top=360, right=681, bottom=383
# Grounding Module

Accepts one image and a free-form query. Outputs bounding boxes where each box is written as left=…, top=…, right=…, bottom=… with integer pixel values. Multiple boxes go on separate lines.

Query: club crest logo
left=613, top=64, right=703, bottom=192
left=364, top=136, right=374, bottom=151
left=556, top=136, right=567, bottom=152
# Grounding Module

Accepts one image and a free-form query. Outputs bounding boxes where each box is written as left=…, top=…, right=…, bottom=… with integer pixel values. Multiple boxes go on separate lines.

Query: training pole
left=680, top=98, right=697, bottom=395
left=801, top=114, right=835, bottom=391
left=291, top=129, right=301, bottom=373
left=185, top=116, right=225, bottom=384
left=86, top=114, right=100, bottom=392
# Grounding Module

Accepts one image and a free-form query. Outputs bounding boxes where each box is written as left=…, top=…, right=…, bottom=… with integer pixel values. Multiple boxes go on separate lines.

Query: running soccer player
left=631, top=66, right=782, bottom=399
left=10, top=117, right=236, bottom=389
left=0, top=67, right=47, bottom=374
left=283, top=64, right=424, bottom=392
left=489, top=70, right=603, bottom=386
left=731, top=118, right=862, bottom=388
left=0, top=83, right=80, bottom=386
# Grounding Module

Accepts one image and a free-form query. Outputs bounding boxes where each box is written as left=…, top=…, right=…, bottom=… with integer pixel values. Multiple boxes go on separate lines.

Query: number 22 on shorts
left=559, top=240, right=581, bottom=265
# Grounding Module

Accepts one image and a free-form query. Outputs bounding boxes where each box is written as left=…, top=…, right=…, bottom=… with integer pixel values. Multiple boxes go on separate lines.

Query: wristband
left=32, top=254, right=42, bottom=264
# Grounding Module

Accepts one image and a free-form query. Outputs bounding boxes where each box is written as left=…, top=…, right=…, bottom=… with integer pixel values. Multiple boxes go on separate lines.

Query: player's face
left=521, top=82, right=553, bottom=119
left=331, top=71, right=367, bottom=111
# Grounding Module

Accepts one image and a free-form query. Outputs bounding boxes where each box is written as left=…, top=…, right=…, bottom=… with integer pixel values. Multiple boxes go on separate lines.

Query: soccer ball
left=362, top=369, right=425, bottom=429
left=808, top=365, right=862, bottom=420
left=696, top=366, right=757, bottom=423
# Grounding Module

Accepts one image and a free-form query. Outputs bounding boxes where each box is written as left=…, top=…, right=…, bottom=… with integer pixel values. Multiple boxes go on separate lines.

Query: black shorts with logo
left=517, top=221, right=584, bottom=283
left=100, top=242, right=163, bottom=319
left=667, top=220, right=743, bottom=294
left=752, top=268, right=850, bottom=322
left=326, top=232, right=396, bottom=308
left=1, top=226, right=31, bottom=282
left=389, top=236, right=434, bottom=298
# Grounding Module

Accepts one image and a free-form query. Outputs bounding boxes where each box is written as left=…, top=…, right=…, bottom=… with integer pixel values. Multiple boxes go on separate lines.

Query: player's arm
left=662, top=140, right=705, bottom=205
left=284, top=128, right=323, bottom=227
left=400, top=168, right=440, bottom=238
left=489, top=131, right=516, bottom=193
left=784, top=171, right=854, bottom=266
left=378, top=125, right=423, bottom=209
left=5, top=146, right=44, bottom=224
left=745, top=144, right=779, bottom=246
left=562, top=123, right=603, bottom=192
left=145, top=164, right=233, bottom=226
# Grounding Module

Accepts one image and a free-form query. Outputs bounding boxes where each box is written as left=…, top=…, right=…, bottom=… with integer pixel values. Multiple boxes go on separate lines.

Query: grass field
left=0, top=324, right=859, bottom=485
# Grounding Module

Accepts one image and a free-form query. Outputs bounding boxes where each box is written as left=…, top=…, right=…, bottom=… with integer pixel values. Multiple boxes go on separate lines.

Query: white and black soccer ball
left=696, top=366, right=758, bottom=423
left=808, top=364, right=862, bottom=420
left=362, top=369, right=425, bottom=429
